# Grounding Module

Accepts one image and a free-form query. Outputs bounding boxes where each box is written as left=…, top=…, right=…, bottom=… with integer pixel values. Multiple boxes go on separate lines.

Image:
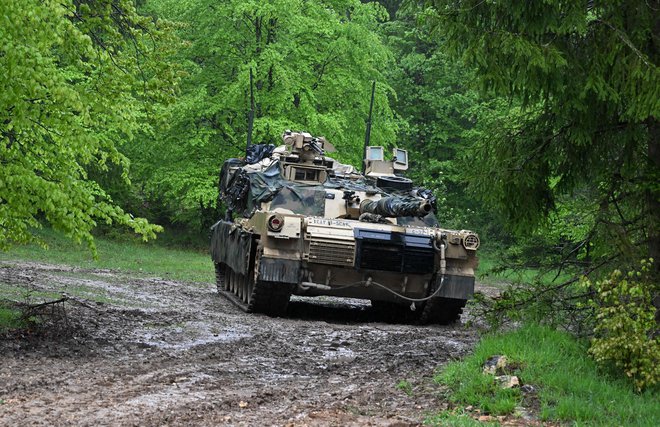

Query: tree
left=422, top=0, right=660, bottom=276
left=382, top=5, right=504, bottom=231
left=0, top=0, right=179, bottom=252
left=127, top=0, right=398, bottom=229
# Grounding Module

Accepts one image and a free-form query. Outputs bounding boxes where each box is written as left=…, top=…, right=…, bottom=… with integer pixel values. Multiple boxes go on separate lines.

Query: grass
left=0, top=228, right=215, bottom=283
left=425, top=410, right=497, bottom=427
left=433, top=323, right=659, bottom=426
left=0, top=284, right=62, bottom=302
left=0, top=304, right=24, bottom=331
left=476, top=251, right=570, bottom=287
left=396, top=380, right=413, bottom=397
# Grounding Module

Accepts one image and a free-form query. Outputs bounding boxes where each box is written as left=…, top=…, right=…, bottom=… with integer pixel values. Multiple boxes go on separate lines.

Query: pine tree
left=424, top=0, right=659, bottom=275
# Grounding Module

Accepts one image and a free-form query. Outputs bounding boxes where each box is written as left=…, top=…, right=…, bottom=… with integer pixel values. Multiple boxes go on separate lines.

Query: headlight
left=267, top=214, right=284, bottom=232
left=463, top=233, right=480, bottom=250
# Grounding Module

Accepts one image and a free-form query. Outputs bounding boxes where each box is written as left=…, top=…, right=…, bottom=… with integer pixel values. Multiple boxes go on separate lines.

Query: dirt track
left=0, top=261, right=482, bottom=426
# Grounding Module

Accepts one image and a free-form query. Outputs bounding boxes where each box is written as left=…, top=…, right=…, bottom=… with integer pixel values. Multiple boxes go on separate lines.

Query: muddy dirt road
left=0, top=261, right=482, bottom=426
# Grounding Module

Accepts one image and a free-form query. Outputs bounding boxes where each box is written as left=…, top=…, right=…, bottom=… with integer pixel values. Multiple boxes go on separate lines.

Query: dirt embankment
left=0, top=261, right=482, bottom=426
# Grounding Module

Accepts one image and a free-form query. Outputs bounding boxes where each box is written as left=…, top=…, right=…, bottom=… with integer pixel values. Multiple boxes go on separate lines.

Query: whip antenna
left=362, top=81, right=376, bottom=173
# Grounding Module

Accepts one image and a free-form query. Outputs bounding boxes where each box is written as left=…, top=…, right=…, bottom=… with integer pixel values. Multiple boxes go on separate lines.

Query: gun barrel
left=307, top=139, right=324, bottom=155
left=360, top=197, right=432, bottom=218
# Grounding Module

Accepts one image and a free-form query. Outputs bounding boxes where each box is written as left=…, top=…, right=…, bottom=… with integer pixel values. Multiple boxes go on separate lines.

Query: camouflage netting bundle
left=219, top=144, right=438, bottom=225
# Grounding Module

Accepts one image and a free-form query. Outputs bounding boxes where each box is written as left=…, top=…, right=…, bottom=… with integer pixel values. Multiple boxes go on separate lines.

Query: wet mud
left=0, top=261, right=484, bottom=426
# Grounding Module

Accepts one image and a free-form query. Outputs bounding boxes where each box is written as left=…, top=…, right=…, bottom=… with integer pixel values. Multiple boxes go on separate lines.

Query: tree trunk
left=648, top=117, right=659, bottom=278
left=646, top=118, right=660, bottom=321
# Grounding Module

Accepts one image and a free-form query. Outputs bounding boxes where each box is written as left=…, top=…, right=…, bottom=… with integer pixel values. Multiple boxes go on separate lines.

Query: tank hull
left=210, top=215, right=476, bottom=324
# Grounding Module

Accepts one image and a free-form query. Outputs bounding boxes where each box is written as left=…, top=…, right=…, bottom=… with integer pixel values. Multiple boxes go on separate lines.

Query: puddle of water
left=290, top=295, right=370, bottom=308
left=124, top=373, right=214, bottom=408
left=136, top=321, right=252, bottom=351
left=439, top=337, right=472, bottom=352
left=322, top=346, right=356, bottom=362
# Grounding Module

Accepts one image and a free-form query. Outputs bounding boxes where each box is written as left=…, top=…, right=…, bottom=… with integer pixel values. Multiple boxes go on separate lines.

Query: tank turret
left=278, top=131, right=335, bottom=184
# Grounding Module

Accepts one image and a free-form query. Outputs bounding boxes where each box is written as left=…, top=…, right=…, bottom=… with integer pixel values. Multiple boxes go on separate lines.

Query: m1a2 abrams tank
left=210, top=131, right=479, bottom=324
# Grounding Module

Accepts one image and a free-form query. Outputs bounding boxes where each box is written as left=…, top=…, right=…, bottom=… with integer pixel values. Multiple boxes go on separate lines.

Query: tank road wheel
left=215, top=256, right=290, bottom=316
left=230, top=270, right=237, bottom=294
left=214, top=263, right=227, bottom=292
left=242, top=251, right=291, bottom=316
left=237, top=273, right=244, bottom=301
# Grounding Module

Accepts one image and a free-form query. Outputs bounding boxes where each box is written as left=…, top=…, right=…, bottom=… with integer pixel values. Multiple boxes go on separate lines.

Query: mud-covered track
left=215, top=262, right=292, bottom=316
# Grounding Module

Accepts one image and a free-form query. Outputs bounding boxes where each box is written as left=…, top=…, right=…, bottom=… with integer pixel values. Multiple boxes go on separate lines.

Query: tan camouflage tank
left=210, top=131, right=479, bottom=323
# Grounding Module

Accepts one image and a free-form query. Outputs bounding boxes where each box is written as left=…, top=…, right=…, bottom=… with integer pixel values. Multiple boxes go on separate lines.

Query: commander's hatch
left=364, top=146, right=409, bottom=177
left=280, top=131, right=335, bottom=183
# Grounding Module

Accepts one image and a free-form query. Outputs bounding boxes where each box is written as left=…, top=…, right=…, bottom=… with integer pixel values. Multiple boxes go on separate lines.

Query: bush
left=585, top=259, right=659, bottom=392
left=0, top=303, right=24, bottom=332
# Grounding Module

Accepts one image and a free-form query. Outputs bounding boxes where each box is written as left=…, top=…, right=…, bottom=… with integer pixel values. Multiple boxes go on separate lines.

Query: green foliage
left=471, top=273, right=593, bottom=336
left=473, top=252, right=545, bottom=287
left=425, top=1, right=659, bottom=119
left=422, top=0, right=660, bottom=278
left=0, top=304, right=24, bottom=332
left=473, top=189, right=599, bottom=289
left=474, top=259, right=659, bottom=390
left=0, top=0, right=180, bottom=253
left=436, top=324, right=660, bottom=425
left=124, top=0, right=398, bottom=228
left=382, top=6, right=502, bottom=230
left=585, top=259, right=660, bottom=392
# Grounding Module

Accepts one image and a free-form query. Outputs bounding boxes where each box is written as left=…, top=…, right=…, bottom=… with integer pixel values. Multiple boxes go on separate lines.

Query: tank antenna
left=362, top=81, right=376, bottom=173
left=246, top=68, right=255, bottom=153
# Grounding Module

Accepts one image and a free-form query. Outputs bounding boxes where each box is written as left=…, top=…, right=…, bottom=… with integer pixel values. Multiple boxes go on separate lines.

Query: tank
left=210, top=130, right=480, bottom=324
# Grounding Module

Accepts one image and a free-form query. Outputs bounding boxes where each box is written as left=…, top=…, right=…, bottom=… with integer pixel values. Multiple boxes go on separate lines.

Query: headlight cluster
left=463, top=233, right=480, bottom=250
left=267, top=214, right=284, bottom=232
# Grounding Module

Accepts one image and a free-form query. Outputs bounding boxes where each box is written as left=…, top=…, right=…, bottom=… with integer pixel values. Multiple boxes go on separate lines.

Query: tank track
left=370, top=300, right=420, bottom=324
left=214, top=263, right=292, bottom=317
left=215, top=263, right=227, bottom=292
left=418, top=295, right=465, bottom=325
